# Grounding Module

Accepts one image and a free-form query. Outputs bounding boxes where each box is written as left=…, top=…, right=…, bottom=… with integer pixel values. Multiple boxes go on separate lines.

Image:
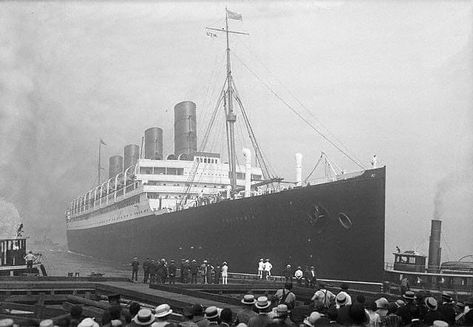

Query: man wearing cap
left=438, top=293, right=455, bottom=325
left=149, top=260, right=157, bottom=284
left=153, top=304, right=173, bottom=327
left=132, top=308, right=156, bottom=327
left=248, top=296, right=272, bottom=327
left=204, top=306, right=220, bottom=326
left=131, top=257, right=140, bottom=282
left=423, top=297, right=445, bottom=326
left=236, top=294, right=258, bottom=325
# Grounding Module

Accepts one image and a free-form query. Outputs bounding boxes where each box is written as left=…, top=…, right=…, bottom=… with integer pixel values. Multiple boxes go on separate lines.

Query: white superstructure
left=66, top=152, right=263, bottom=231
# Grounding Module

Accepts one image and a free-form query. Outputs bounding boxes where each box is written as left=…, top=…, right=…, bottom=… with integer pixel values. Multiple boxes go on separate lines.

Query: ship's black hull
left=67, top=167, right=385, bottom=282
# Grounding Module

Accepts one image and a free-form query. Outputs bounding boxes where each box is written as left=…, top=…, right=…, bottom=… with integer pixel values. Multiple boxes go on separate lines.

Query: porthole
left=338, top=212, right=352, bottom=230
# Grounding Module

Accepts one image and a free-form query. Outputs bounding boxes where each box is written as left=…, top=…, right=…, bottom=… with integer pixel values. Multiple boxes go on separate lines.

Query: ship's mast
left=206, top=9, right=248, bottom=193
left=224, top=10, right=237, bottom=192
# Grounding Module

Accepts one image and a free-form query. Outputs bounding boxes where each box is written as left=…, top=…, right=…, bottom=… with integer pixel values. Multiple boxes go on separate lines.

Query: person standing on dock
left=294, top=266, right=303, bottom=286
left=131, top=257, right=139, bottom=282
left=168, top=260, right=177, bottom=285
left=190, top=259, right=199, bottom=284
left=201, top=260, right=209, bottom=284
left=143, top=258, right=151, bottom=284
left=221, top=262, right=228, bottom=285
left=263, top=259, right=272, bottom=280
left=258, top=259, right=264, bottom=279
left=183, top=259, right=190, bottom=284
left=284, top=265, right=292, bottom=283
left=149, top=259, right=157, bottom=284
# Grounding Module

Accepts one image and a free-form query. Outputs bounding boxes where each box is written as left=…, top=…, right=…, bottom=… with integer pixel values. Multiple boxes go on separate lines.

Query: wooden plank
left=0, top=302, right=66, bottom=317
left=1, top=295, right=70, bottom=304
left=65, top=295, right=110, bottom=310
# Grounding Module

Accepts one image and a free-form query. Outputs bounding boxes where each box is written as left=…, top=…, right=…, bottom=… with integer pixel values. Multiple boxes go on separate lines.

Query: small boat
left=0, top=237, right=47, bottom=276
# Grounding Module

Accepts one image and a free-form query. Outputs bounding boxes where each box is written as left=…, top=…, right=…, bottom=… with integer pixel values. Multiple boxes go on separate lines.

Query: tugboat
left=0, top=231, right=47, bottom=276
left=384, top=220, right=472, bottom=297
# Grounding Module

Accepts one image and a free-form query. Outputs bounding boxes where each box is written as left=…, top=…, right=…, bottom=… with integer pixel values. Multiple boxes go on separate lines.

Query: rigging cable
left=238, top=41, right=365, bottom=168
left=232, top=52, right=365, bottom=170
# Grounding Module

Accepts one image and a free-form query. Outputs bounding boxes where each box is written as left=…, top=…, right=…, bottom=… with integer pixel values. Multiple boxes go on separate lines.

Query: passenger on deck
left=438, top=293, right=456, bottom=325
left=248, top=297, right=272, bottom=327
left=153, top=304, right=173, bottom=327
left=236, top=294, right=258, bottom=325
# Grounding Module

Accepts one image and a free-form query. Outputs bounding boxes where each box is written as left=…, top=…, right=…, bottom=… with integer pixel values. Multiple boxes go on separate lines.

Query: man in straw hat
left=273, top=304, right=297, bottom=327
left=204, top=306, right=220, bottom=326
left=396, top=291, right=419, bottom=326
left=78, top=317, right=100, bottom=327
left=423, top=297, right=445, bottom=326
left=132, top=309, right=155, bottom=327
left=248, top=296, right=272, bottom=327
left=153, top=304, right=173, bottom=327
left=236, top=294, right=257, bottom=325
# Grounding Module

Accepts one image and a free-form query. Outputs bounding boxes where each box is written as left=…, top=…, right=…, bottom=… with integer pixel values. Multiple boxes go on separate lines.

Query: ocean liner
left=66, top=10, right=386, bottom=282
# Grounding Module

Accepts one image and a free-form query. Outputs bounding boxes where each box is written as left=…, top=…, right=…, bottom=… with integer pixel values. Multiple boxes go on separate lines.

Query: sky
left=0, top=0, right=472, bottom=263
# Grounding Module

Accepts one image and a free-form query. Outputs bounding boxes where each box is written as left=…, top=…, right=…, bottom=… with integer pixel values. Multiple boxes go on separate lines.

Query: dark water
left=39, top=248, right=132, bottom=278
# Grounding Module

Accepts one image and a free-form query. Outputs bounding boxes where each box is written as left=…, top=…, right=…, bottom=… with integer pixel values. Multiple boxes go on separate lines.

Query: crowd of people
left=0, top=281, right=472, bottom=327
left=130, top=258, right=229, bottom=285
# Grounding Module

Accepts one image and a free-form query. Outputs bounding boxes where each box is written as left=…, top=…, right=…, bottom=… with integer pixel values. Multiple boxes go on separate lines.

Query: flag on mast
left=100, top=139, right=107, bottom=145
left=226, top=9, right=242, bottom=21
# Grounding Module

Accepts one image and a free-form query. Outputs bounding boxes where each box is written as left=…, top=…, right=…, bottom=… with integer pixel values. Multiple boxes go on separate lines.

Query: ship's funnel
left=124, top=144, right=139, bottom=170
left=174, top=101, right=197, bottom=158
left=427, top=219, right=442, bottom=273
left=144, top=127, right=163, bottom=160
left=109, top=155, right=123, bottom=179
